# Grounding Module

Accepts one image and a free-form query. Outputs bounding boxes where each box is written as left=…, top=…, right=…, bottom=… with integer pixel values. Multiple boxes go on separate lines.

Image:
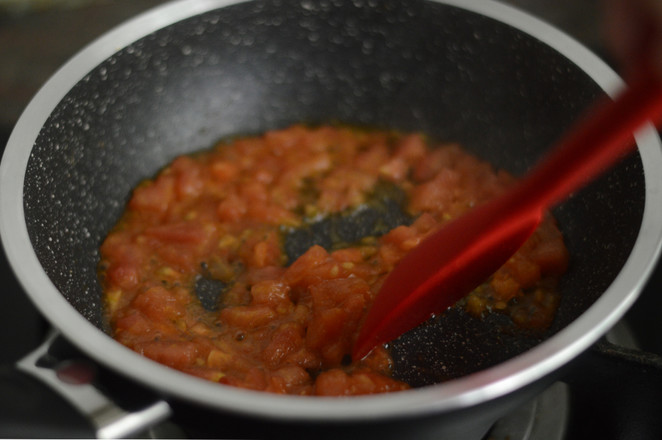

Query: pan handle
left=0, top=331, right=171, bottom=438
left=563, top=337, right=662, bottom=385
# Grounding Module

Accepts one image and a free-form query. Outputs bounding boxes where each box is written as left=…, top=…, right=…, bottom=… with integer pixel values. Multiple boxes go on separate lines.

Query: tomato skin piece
left=144, top=222, right=210, bottom=244
left=220, top=305, right=277, bottom=329
left=132, top=286, right=188, bottom=323
left=210, top=160, right=239, bottom=183
left=217, top=193, right=247, bottom=222
left=136, top=340, right=202, bottom=370
left=106, top=264, right=140, bottom=291
left=305, top=278, right=370, bottom=366
left=171, top=156, right=204, bottom=200
left=282, top=245, right=329, bottom=289
left=262, top=323, right=305, bottom=369
left=250, top=280, right=291, bottom=307
left=306, top=308, right=346, bottom=351
left=129, top=175, right=175, bottom=216
left=314, top=369, right=409, bottom=396
left=266, top=365, right=312, bottom=395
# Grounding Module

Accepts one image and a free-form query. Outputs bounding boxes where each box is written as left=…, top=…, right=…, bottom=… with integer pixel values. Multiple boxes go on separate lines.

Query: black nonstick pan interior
left=22, top=0, right=644, bottom=386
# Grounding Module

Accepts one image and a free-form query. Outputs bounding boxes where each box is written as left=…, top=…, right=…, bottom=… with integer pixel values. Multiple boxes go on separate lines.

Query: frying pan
left=1, top=0, right=662, bottom=438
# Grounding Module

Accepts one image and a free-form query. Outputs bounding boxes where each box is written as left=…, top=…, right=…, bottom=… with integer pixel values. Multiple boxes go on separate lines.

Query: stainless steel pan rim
left=1, top=0, right=661, bottom=422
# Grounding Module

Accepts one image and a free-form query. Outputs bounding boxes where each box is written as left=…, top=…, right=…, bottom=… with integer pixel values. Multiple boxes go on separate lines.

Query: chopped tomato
left=100, top=125, right=568, bottom=396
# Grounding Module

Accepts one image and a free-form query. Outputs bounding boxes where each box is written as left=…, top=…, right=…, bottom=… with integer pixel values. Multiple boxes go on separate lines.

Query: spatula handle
left=518, top=67, right=662, bottom=211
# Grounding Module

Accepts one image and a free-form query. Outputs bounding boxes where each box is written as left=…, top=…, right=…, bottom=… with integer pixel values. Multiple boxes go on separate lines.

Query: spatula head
left=353, top=197, right=542, bottom=360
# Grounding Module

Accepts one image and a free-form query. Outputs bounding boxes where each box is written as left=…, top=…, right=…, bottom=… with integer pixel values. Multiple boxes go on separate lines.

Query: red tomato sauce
left=99, top=125, right=569, bottom=395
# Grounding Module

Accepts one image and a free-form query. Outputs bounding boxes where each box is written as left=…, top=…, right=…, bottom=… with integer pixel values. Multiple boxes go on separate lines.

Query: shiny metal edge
left=1, top=0, right=661, bottom=422
left=15, top=331, right=172, bottom=438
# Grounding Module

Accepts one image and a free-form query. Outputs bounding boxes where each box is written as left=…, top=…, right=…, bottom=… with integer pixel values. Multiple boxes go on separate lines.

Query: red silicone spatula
left=353, top=66, right=662, bottom=360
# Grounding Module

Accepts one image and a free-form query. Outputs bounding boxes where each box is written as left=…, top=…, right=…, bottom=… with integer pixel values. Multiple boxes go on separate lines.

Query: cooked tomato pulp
left=99, top=125, right=568, bottom=396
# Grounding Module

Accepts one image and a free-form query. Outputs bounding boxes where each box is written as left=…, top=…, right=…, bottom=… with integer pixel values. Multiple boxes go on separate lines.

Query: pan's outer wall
left=3, top=0, right=661, bottom=426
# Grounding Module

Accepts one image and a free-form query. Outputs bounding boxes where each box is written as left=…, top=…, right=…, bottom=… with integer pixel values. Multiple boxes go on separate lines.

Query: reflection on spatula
left=353, top=67, right=662, bottom=360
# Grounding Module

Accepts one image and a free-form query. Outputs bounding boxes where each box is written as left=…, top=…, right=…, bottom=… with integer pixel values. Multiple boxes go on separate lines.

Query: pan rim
left=1, top=0, right=662, bottom=421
